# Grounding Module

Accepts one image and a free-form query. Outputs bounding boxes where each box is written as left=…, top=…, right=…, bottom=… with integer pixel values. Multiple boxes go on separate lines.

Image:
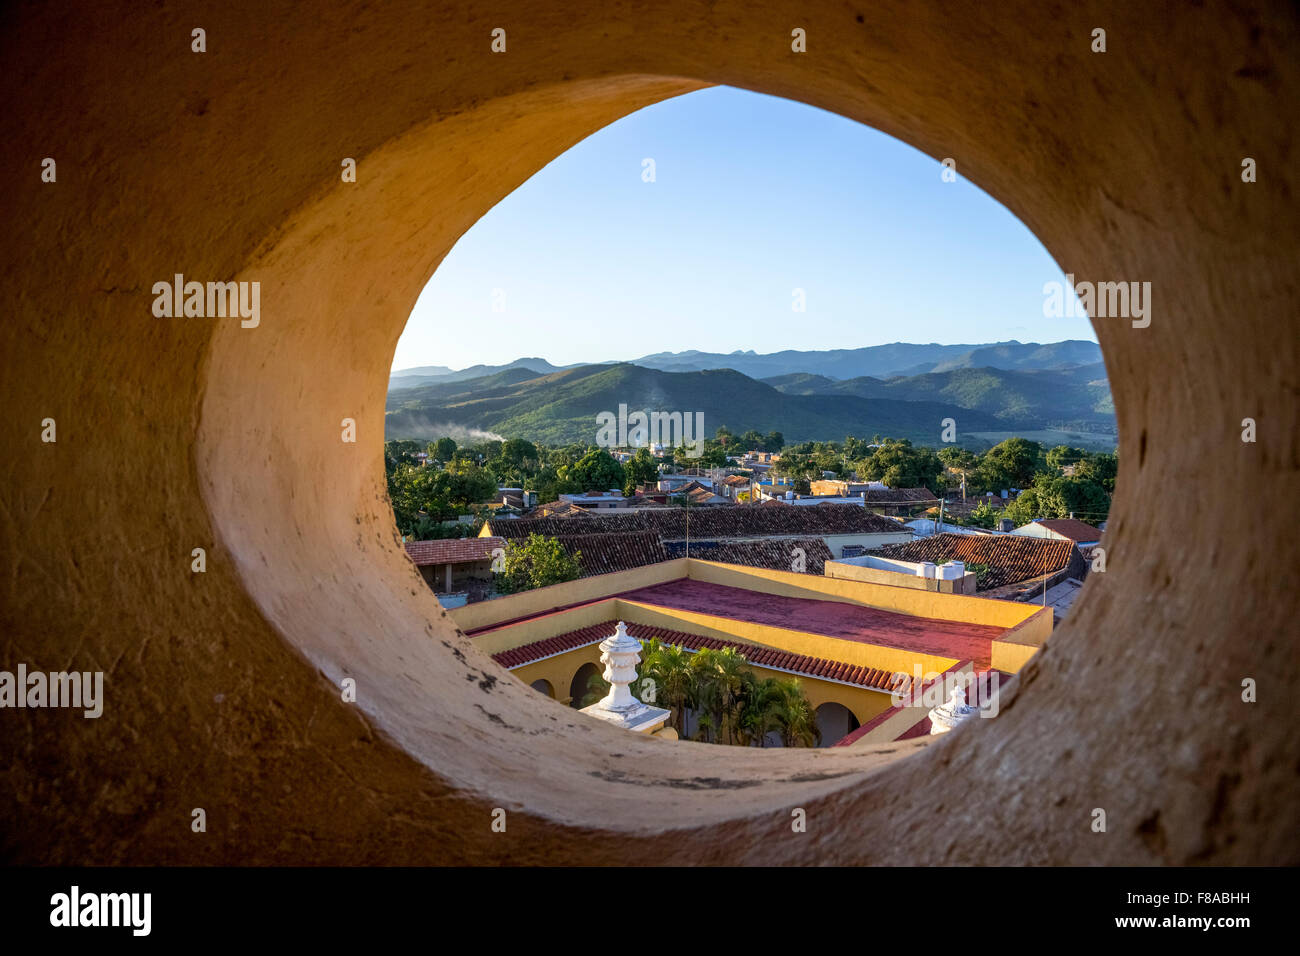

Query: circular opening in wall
left=196, top=76, right=1121, bottom=837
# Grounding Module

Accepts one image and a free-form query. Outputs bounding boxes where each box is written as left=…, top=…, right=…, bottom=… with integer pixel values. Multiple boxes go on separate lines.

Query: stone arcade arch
left=1, top=2, right=1296, bottom=864
left=568, top=664, right=602, bottom=710
left=814, top=702, right=861, bottom=748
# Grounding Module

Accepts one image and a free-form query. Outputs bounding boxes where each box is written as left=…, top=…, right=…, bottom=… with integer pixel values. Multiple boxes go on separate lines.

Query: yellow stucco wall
left=512, top=644, right=605, bottom=706
left=468, top=598, right=618, bottom=656
left=506, top=643, right=897, bottom=727
left=683, top=560, right=1043, bottom=629
left=449, top=558, right=689, bottom=633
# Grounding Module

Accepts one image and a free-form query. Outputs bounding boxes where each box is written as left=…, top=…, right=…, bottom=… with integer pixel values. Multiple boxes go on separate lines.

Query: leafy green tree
left=977, top=437, right=1043, bottom=491
left=385, top=439, right=425, bottom=473
left=763, top=431, right=785, bottom=452
left=386, top=462, right=455, bottom=535
left=443, top=463, right=498, bottom=508
left=495, top=534, right=582, bottom=594
left=430, top=437, right=458, bottom=462
left=860, top=439, right=944, bottom=490
left=843, top=436, right=871, bottom=461
left=1046, top=444, right=1088, bottom=471
left=1032, top=475, right=1110, bottom=523
left=938, top=446, right=980, bottom=496
left=623, top=447, right=660, bottom=492
left=772, top=453, right=814, bottom=479
left=966, top=499, right=1002, bottom=529
left=1002, top=487, right=1044, bottom=526
left=1073, top=451, right=1118, bottom=493
left=564, top=449, right=626, bottom=492
left=496, top=438, right=538, bottom=469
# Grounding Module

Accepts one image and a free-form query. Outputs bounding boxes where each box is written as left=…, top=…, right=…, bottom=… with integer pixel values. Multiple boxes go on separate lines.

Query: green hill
left=384, top=363, right=1006, bottom=445
left=764, top=363, right=1114, bottom=429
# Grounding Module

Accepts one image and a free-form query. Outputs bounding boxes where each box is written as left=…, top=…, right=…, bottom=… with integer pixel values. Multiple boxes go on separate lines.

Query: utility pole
left=685, top=485, right=690, bottom=558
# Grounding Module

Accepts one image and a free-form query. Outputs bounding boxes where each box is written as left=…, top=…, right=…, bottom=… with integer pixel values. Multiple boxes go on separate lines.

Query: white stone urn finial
left=929, top=677, right=979, bottom=735
left=580, top=621, right=671, bottom=734
left=597, top=621, right=643, bottom=713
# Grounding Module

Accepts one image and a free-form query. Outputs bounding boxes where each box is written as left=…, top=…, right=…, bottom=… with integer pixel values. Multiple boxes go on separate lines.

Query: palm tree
left=637, top=639, right=694, bottom=737
left=737, top=677, right=784, bottom=747
left=770, top=678, right=820, bottom=748
left=690, top=647, right=749, bottom=744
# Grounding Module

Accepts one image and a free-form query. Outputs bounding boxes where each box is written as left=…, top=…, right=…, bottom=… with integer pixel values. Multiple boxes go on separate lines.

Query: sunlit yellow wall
left=989, top=606, right=1052, bottom=671
left=512, top=644, right=604, bottom=706
left=506, top=644, right=896, bottom=725
left=450, top=558, right=689, bottom=632
left=683, top=560, right=1043, bottom=629
left=469, top=598, right=617, bottom=656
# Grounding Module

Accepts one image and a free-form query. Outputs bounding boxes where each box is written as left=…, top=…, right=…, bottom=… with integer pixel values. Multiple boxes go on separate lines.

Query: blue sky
left=392, top=86, right=1093, bottom=372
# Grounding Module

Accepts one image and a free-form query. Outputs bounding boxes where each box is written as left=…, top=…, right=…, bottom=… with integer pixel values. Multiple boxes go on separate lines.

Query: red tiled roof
left=871, top=532, right=1084, bottom=591
left=491, top=619, right=914, bottom=696
left=1029, top=518, right=1104, bottom=542
left=865, top=486, right=939, bottom=504
left=548, top=531, right=669, bottom=577
left=527, top=500, right=587, bottom=518
left=486, top=502, right=907, bottom=540
left=663, top=537, right=834, bottom=574
left=404, top=536, right=504, bottom=567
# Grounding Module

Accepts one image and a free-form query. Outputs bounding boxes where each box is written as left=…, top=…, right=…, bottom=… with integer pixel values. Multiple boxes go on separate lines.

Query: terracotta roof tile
left=662, top=537, right=834, bottom=574
left=491, top=619, right=914, bottom=695
left=404, top=536, right=504, bottom=567
left=486, top=503, right=906, bottom=541
left=546, top=531, right=668, bottom=577
left=871, top=532, right=1085, bottom=591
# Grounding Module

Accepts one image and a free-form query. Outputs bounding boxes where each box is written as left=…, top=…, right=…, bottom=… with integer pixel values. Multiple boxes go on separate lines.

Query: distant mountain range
left=627, top=340, right=1104, bottom=380
left=389, top=340, right=1103, bottom=390
left=385, top=341, right=1115, bottom=448
left=763, top=362, right=1113, bottom=427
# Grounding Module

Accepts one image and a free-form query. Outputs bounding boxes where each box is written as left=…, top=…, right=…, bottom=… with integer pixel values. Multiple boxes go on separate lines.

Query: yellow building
left=451, top=558, right=1050, bottom=746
